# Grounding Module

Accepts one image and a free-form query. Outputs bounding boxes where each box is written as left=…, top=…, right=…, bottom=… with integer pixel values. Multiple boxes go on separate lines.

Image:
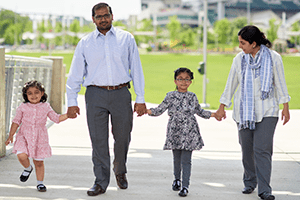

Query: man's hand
left=134, top=103, right=147, bottom=117
left=67, top=106, right=80, bottom=119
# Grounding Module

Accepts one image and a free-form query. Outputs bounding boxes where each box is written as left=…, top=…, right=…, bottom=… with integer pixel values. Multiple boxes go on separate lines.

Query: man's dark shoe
left=87, top=184, right=105, bottom=196
left=242, top=186, right=255, bottom=194
left=115, top=173, right=128, bottom=189
left=259, top=192, right=275, bottom=200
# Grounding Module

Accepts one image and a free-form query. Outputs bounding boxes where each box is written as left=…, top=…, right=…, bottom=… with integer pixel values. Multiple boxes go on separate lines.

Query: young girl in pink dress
left=5, top=80, right=68, bottom=192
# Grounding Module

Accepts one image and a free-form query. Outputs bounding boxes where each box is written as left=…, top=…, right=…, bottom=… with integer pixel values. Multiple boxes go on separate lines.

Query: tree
left=0, top=10, right=15, bottom=38
left=179, top=25, right=196, bottom=47
left=214, top=18, right=231, bottom=44
left=3, top=25, right=16, bottom=45
left=134, top=18, right=154, bottom=46
left=54, top=21, right=63, bottom=46
left=267, top=18, right=280, bottom=43
left=70, top=19, right=81, bottom=45
left=167, top=16, right=181, bottom=42
left=290, top=21, right=300, bottom=45
left=0, top=9, right=32, bottom=45
left=81, top=23, right=95, bottom=33
left=113, top=21, right=127, bottom=29
left=37, top=20, right=46, bottom=45
left=230, top=17, right=247, bottom=46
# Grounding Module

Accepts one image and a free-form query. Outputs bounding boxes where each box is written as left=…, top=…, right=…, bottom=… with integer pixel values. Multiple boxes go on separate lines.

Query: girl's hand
left=5, top=135, right=13, bottom=145
left=146, top=109, right=152, bottom=115
left=59, top=113, right=69, bottom=122
left=6, top=122, right=19, bottom=145
left=211, top=113, right=222, bottom=121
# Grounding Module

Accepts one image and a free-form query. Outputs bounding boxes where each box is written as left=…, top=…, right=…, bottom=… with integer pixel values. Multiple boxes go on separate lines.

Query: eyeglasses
left=94, top=14, right=111, bottom=21
left=176, top=79, right=191, bottom=82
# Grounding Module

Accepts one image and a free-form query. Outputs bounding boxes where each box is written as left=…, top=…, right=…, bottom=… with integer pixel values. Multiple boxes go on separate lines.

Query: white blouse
left=220, top=50, right=291, bottom=123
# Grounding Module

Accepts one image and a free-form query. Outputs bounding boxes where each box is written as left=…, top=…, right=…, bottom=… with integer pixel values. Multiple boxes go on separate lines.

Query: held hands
left=134, top=103, right=147, bottom=117
left=146, top=109, right=152, bottom=115
left=215, top=104, right=227, bottom=121
left=211, top=113, right=222, bottom=121
left=67, top=106, right=80, bottom=119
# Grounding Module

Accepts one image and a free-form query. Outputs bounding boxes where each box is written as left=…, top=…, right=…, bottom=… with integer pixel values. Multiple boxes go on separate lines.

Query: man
left=66, top=2, right=147, bottom=196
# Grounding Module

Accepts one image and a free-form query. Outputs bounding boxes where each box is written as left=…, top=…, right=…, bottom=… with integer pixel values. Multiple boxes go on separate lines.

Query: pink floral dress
left=12, top=102, right=60, bottom=159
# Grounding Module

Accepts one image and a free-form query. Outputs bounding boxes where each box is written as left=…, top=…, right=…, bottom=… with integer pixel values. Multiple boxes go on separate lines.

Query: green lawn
left=7, top=51, right=300, bottom=109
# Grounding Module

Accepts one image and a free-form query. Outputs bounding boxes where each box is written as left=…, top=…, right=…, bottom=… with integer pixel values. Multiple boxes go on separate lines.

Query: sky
left=0, top=0, right=142, bottom=21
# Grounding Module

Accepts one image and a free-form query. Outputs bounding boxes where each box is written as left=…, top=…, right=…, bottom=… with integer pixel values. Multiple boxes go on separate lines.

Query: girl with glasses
left=146, top=67, right=219, bottom=197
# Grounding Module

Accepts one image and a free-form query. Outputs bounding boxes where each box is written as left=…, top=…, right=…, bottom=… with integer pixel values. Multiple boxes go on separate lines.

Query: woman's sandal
left=20, top=167, right=33, bottom=182
left=37, top=184, right=47, bottom=192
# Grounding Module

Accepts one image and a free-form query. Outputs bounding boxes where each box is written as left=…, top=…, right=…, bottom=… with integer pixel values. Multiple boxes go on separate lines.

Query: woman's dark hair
left=22, top=80, right=47, bottom=103
left=238, top=25, right=272, bottom=48
left=174, top=67, right=194, bottom=80
left=92, top=3, right=113, bottom=17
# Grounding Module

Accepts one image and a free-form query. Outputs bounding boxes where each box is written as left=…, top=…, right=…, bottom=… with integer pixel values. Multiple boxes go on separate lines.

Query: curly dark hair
left=22, top=80, right=48, bottom=103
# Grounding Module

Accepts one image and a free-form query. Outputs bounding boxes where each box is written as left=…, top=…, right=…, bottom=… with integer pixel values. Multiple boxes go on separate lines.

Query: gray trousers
left=238, top=117, right=278, bottom=195
left=172, top=149, right=193, bottom=188
left=85, top=86, right=133, bottom=190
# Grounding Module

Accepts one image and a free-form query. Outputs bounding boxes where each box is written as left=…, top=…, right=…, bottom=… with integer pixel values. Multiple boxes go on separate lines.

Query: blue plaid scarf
left=239, top=45, right=273, bottom=130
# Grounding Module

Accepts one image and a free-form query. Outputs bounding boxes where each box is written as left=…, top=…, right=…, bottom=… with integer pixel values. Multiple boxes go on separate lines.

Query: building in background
left=138, top=0, right=300, bottom=26
left=136, top=0, right=300, bottom=40
left=139, top=0, right=200, bottom=27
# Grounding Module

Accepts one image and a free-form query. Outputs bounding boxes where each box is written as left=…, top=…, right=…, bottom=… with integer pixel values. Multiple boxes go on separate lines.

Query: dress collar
left=26, top=102, right=43, bottom=107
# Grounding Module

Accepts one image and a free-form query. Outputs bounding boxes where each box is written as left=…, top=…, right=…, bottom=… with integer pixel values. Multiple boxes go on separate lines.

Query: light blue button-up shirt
left=66, top=26, right=145, bottom=107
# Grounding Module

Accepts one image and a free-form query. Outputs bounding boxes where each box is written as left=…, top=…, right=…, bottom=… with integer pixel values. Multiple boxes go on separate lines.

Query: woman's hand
left=282, top=103, right=290, bottom=125
left=216, top=104, right=227, bottom=121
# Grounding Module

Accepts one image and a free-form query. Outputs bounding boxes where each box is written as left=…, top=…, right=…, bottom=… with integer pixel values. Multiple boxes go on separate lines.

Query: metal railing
left=4, top=55, right=53, bottom=136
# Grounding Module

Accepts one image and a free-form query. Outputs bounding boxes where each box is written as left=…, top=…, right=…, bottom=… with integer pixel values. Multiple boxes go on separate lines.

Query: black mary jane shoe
left=172, top=179, right=181, bottom=191
left=87, top=184, right=105, bottom=196
left=178, top=187, right=189, bottom=197
left=259, top=192, right=275, bottom=200
left=242, top=186, right=255, bottom=194
left=20, top=167, right=33, bottom=182
left=37, top=184, right=47, bottom=192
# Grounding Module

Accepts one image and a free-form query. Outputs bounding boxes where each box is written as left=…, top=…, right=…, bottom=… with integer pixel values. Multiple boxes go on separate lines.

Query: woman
left=216, top=25, right=290, bottom=200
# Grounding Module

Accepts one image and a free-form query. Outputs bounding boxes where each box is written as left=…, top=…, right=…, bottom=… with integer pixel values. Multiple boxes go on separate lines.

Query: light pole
left=201, top=0, right=209, bottom=108
left=247, top=0, right=251, bottom=24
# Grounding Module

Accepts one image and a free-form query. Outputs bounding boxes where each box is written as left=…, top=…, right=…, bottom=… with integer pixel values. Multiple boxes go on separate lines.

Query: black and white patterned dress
left=149, top=91, right=211, bottom=151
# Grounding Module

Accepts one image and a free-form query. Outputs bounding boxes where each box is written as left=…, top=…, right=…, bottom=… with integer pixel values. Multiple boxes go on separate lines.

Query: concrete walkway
left=0, top=95, right=299, bottom=200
